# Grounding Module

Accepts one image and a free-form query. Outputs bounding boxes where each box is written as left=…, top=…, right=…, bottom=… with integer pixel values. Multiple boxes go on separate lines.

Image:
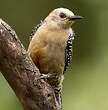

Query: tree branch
left=0, top=19, right=60, bottom=110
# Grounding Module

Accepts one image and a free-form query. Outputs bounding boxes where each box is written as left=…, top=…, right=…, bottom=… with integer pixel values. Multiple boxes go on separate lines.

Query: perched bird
left=28, top=8, right=82, bottom=107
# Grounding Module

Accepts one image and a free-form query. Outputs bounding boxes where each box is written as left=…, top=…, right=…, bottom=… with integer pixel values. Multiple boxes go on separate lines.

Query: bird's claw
left=39, top=73, right=57, bottom=80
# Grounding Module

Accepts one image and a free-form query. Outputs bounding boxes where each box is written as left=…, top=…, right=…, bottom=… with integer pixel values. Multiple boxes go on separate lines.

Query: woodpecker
left=28, top=8, right=82, bottom=107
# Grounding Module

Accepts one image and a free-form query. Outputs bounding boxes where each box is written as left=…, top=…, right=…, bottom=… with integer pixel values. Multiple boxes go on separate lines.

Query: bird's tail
left=53, top=84, right=62, bottom=110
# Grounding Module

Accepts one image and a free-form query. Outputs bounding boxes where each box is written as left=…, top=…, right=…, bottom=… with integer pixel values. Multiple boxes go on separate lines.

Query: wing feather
left=64, top=33, right=74, bottom=73
left=29, top=21, right=44, bottom=41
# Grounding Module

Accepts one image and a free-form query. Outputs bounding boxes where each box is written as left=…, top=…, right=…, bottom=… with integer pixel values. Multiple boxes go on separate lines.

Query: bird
left=28, top=8, right=82, bottom=108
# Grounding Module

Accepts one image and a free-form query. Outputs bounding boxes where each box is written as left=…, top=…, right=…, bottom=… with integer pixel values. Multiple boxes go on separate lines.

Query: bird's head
left=45, top=8, right=83, bottom=29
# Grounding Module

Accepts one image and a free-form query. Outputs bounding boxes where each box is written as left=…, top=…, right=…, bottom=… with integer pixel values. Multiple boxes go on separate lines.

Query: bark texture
left=0, top=19, right=60, bottom=110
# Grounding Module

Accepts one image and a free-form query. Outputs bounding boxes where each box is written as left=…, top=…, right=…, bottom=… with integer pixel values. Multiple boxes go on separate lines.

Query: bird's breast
left=29, top=26, right=70, bottom=76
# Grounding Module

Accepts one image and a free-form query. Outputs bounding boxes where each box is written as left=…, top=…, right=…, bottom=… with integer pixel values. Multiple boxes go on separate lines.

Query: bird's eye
left=59, top=13, right=66, bottom=18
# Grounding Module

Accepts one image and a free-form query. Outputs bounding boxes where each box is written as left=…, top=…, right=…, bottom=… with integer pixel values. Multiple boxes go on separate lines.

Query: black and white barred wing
left=29, top=21, right=44, bottom=41
left=64, top=33, right=74, bottom=73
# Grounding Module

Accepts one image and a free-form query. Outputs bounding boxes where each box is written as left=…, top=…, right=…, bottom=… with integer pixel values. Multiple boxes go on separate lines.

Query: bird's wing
left=64, top=33, right=74, bottom=73
left=29, top=21, right=44, bottom=41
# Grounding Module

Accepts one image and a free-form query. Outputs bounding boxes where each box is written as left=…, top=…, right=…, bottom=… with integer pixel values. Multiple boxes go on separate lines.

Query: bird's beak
left=68, top=15, right=83, bottom=21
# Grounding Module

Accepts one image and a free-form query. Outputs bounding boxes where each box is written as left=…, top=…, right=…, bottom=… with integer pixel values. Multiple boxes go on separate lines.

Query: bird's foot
left=39, top=73, right=57, bottom=80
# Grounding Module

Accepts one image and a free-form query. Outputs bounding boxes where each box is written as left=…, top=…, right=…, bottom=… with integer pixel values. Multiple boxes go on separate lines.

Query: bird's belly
left=39, top=45, right=65, bottom=76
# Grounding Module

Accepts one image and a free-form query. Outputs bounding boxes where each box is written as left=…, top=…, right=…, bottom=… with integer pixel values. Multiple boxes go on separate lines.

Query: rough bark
left=0, top=19, right=60, bottom=110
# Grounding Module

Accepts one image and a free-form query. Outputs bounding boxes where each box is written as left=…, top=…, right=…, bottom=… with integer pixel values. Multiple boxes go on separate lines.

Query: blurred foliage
left=0, top=0, right=108, bottom=110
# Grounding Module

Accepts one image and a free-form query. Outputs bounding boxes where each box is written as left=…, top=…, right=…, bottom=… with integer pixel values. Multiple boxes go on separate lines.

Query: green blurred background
left=0, top=0, right=108, bottom=110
